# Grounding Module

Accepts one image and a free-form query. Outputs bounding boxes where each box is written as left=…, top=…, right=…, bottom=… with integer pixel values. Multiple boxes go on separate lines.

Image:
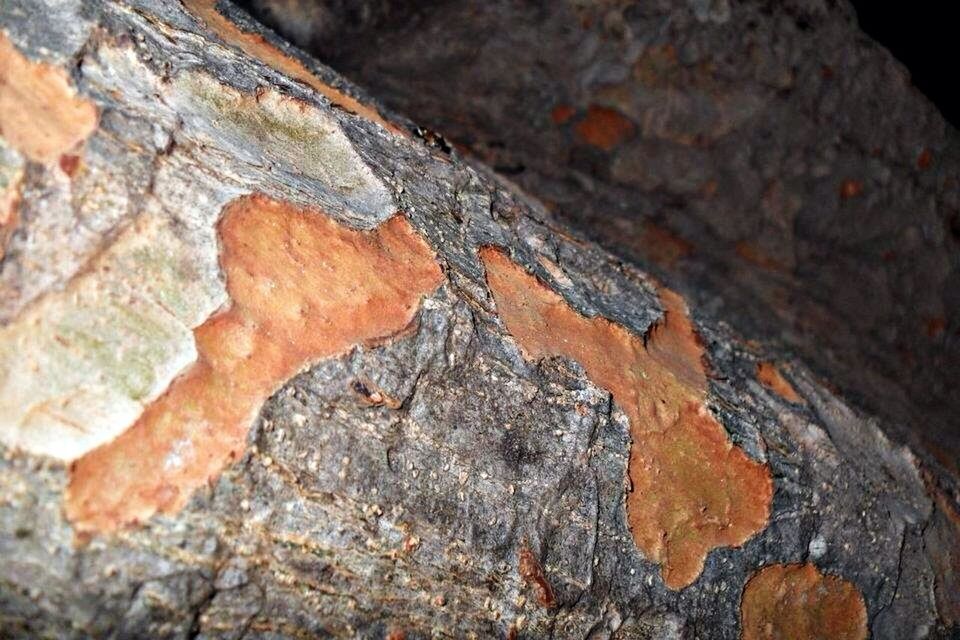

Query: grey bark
left=0, top=1, right=958, bottom=639
left=249, top=0, right=960, bottom=470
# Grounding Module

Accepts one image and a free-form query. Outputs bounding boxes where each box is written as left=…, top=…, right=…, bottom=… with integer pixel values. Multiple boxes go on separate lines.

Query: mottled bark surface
left=0, top=1, right=958, bottom=639
left=254, top=0, right=960, bottom=472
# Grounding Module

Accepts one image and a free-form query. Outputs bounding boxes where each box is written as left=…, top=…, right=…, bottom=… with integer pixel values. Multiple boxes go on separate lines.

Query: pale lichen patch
left=180, top=0, right=403, bottom=136
left=0, top=32, right=97, bottom=164
left=0, top=215, right=224, bottom=460
left=170, top=71, right=394, bottom=222
left=66, top=194, right=442, bottom=535
left=740, top=563, right=868, bottom=640
left=756, top=361, right=802, bottom=403
left=480, top=247, right=772, bottom=589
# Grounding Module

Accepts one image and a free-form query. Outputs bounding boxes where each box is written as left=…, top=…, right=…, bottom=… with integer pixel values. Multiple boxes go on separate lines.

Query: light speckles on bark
left=480, top=247, right=772, bottom=589
left=66, top=194, right=442, bottom=535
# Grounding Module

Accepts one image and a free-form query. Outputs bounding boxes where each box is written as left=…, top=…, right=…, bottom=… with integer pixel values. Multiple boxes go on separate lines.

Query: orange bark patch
left=741, top=563, right=868, bottom=640
left=638, top=221, right=693, bottom=268
left=917, top=148, right=933, bottom=170
left=575, top=105, right=635, bottom=151
left=839, top=179, right=863, bottom=200
left=756, top=362, right=802, bottom=403
left=550, top=104, right=576, bottom=125
left=924, top=316, right=947, bottom=339
left=0, top=33, right=98, bottom=164
left=480, top=248, right=772, bottom=589
left=181, top=0, right=402, bottom=136
left=66, top=194, right=442, bottom=535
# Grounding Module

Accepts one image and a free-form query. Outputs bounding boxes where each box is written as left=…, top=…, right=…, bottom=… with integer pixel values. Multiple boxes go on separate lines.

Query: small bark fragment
left=66, top=194, right=442, bottom=535
left=181, top=0, right=402, bottom=135
left=518, top=545, right=556, bottom=608
left=756, top=362, right=802, bottom=403
left=481, top=247, right=772, bottom=589
left=740, top=563, right=867, bottom=640
left=0, top=32, right=97, bottom=164
left=574, top=105, right=635, bottom=150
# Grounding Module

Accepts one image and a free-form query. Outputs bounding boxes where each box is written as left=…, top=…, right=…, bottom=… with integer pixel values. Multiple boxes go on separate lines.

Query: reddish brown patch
left=575, top=105, right=635, bottom=151
left=638, top=221, right=693, bottom=268
left=481, top=248, right=772, bottom=589
left=66, top=194, right=442, bottom=535
left=839, top=179, right=864, bottom=200
left=58, top=153, right=81, bottom=177
left=701, top=179, right=719, bottom=198
left=518, top=545, right=556, bottom=608
left=180, top=0, right=402, bottom=136
left=918, top=148, right=933, bottom=170
left=925, top=316, right=947, bottom=339
left=0, top=33, right=98, bottom=164
left=735, top=241, right=789, bottom=273
left=550, top=104, right=576, bottom=125
left=756, top=362, right=802, bottom=403
left=741, top=563, right=867, bottom=640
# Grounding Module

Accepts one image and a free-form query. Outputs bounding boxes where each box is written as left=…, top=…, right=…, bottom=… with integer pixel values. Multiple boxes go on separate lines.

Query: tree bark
left=0, top=2, right=957, bottom=639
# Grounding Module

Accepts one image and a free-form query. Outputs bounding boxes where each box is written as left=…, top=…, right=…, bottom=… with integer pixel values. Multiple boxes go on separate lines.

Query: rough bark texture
left=249, top=0, right=960, bottom=472
left=0, top=1, right=958, bottom=639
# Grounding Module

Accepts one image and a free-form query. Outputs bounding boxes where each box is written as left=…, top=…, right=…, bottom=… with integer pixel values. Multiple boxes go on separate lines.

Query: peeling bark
left=0, top=1, right=958, bottom=639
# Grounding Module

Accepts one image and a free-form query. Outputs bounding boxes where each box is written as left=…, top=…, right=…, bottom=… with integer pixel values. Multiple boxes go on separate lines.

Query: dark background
left=852, top=1, right=958, bottom=126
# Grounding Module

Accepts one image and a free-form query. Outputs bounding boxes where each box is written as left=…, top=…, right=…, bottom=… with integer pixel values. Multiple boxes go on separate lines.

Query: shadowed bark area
left=0, top=1, right=958, bottom=639
left=250, top=0, right=960, bottom=473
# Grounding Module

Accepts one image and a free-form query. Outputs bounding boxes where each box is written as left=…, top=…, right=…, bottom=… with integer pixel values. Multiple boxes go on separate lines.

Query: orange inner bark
left=756, top=362, right=802, bottom=403
left=480, top=247, right=772, bottom=589
left=0, top=33, right=97, bottom=164
left=66, top=194, right=442, bottom=535
left=740, top=563, right=868, bottom=640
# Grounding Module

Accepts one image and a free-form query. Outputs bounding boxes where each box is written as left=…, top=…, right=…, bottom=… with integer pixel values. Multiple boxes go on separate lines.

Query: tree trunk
left=0, top=2, right=957, bottom=639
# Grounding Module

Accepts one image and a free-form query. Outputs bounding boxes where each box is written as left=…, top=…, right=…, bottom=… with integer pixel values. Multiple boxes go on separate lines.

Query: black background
left=852, top=1, right=958, bottom=126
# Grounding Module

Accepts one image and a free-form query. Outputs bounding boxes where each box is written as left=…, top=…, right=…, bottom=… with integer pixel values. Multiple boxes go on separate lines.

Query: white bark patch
left=0, top=214, right=223, bottom=460
left=169, top=72, right=395, bottom=224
